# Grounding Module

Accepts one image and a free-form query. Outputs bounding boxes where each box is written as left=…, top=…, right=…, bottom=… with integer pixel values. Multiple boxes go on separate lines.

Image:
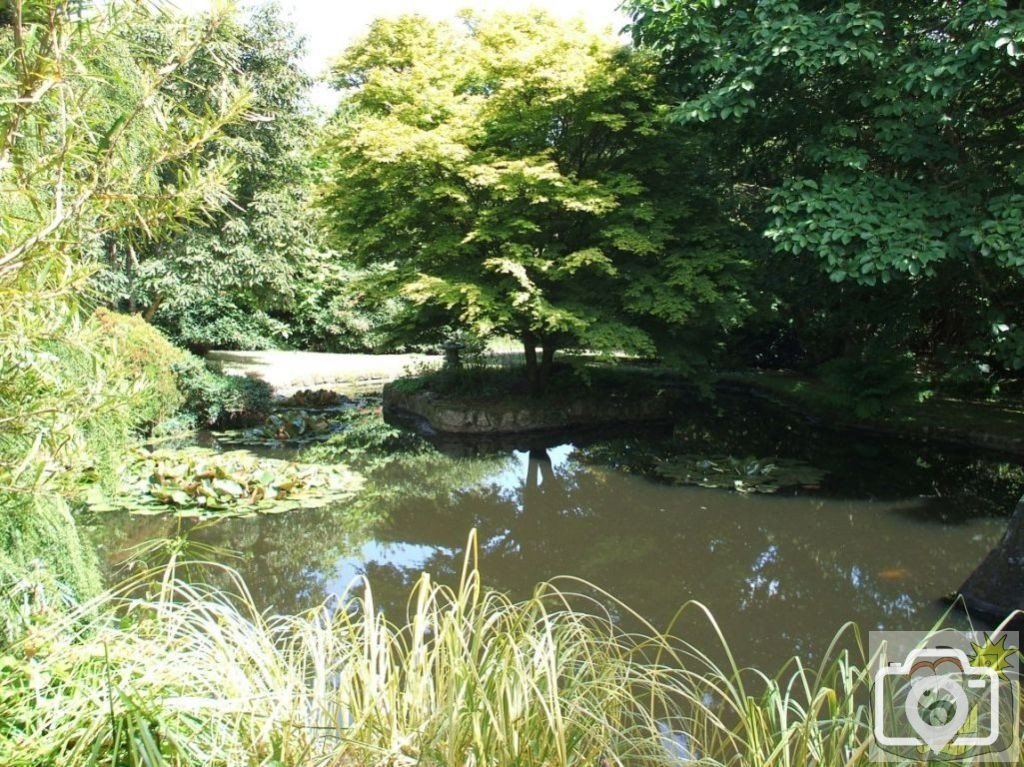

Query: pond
left=83, top=394, right=1021, bottom=671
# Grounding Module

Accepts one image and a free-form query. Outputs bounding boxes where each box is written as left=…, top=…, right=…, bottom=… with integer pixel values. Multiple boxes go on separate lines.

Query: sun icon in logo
left=969, top=635, right=1017, bottom=680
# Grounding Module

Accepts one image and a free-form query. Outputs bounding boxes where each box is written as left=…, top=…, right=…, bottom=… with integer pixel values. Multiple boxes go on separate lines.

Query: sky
left=168, top=1, right=630, bottom=108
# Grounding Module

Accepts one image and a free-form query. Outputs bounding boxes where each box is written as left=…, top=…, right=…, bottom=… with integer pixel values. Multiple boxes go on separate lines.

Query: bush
left=86, top=310, right=274, bottom=430
left=815, top=342, right=926, bottom=419
left=171, top=354, right=273, bottom=428
left=88, top=308, right=188, bottom=427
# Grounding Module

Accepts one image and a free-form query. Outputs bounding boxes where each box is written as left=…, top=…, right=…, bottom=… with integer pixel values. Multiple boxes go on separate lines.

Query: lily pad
left=213, top=408, right=350, bottom=448
left=655, top=454, right=826, bottom=494
left=86, top=447, right=365, bottom=518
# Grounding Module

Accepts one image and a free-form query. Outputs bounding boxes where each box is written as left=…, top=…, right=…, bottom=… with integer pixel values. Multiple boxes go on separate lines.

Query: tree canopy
left=321, top=11, right=747, bottom=387
left=626, top=0, right=1024, bottom=374
left=95, top=4, right=324, bottom=352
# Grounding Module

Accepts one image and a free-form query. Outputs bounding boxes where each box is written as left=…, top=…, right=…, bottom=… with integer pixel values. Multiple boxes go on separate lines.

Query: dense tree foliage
left=626, top=0, right=1024, bottom=383
left=321, top=12, right=748, bottom=387
left=93, top=4, right=325, bottom=351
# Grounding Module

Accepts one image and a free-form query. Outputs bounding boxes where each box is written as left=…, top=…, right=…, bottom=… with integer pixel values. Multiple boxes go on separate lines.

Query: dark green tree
left=103, top=3, right=322, bottom=352
left=627, top=0, right=1024, bottom=377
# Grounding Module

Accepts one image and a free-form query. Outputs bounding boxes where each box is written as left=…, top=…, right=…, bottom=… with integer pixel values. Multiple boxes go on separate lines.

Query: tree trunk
left=538, top=339, right=556, bottom=389
left=142, top=294, right=163, bottom=322
left=522, top=331, right=538, bottom=390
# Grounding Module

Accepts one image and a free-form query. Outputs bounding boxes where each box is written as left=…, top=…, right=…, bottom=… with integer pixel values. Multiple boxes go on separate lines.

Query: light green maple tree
left=321, top=11, right=746, bottom=389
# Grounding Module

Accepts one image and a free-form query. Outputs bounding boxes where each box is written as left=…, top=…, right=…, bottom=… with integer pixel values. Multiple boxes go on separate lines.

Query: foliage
left=815, top=344, right=926, bottom=419
left=172, top=355, right=274, bottom=428
left=284, top=258, right=412, bottom=353
left=97, top=2, right=323, bottom=353
left=626, top=0, right=1024, bottom=378
left=0, top=494, right=101, bottom=609
left=322, top=11, right=747, bottom=388
left=281, top=388, right=350, bottom=409
left=389, top=362, right=531, bottom=399
left=655, top=455, right=826, bottom=494
left=389, top=358, right=673, bottom=403
left=0, top=543, right=884, bottom=767
left=216, top=409, right=342, bottom=447
left=212, top=392, right=354, bottom=447
left=85, top=447, right=364, bottom=518
left=0, top=0, right=245, bottom=497
left=88, top=308, right=189, bottom=427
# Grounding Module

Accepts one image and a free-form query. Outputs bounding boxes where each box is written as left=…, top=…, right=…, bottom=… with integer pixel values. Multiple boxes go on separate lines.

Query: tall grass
left=2, top=534, right=907, bottom=767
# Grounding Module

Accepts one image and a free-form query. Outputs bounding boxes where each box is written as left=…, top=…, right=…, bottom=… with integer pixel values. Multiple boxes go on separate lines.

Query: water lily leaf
left=87, top=444, right=365, bottom=518
left=656, top=454, right=825, bottom=494
left=212, top=478, right=245, bottom=497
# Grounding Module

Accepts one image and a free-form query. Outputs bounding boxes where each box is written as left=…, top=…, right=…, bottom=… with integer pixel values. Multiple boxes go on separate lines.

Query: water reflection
left=83, top=507, right=374, bottom=616
left=85, top=397, right=1021, bottom=671
left=367, top=447, right=1006, bottom=667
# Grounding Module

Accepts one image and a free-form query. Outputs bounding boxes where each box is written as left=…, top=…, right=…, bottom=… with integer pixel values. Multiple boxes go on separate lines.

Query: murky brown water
left=84, top=397, right=1020, bottom=671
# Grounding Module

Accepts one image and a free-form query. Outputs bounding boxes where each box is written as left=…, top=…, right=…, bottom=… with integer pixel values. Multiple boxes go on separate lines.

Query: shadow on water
left=85, top=392, right=1023, bottom=670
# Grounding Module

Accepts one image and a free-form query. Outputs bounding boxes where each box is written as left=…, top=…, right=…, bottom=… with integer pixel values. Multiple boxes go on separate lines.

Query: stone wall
left=382, top=385, right=677, bottom=435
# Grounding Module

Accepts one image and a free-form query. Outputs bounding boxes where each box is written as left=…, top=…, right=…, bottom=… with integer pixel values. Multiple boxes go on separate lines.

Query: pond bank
left=720, top=371, right=1024, bottom=456
left=208, top=353, right=1024, bottom=456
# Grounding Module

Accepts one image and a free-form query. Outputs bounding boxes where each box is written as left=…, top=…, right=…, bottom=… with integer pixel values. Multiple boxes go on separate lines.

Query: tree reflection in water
left=87, top=412, right=1021, bottom=670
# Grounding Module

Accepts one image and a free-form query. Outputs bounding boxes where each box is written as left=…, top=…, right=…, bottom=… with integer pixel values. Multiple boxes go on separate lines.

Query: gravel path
left=207, top=350, right=439, bottom=395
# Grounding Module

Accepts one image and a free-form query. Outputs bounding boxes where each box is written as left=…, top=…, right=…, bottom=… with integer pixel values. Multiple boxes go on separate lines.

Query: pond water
left=84, top=395, right=1021, bottom=671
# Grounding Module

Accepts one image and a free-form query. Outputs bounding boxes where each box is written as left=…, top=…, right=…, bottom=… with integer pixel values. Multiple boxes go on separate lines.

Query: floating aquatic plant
left=655, top=454, right=826, bottom=494
left=214, top=409, right=346, bottom=448
left=85, top=447, right=364, bottom=517
left=280, top=388, right=351, bottom=409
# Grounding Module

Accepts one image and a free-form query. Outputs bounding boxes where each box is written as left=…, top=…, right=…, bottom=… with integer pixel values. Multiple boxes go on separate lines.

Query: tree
left=626, top=0, right=1024, bottom=376
left=100, top=3, right=322, bottom=352
left=321, top=11, right=746, bottom=389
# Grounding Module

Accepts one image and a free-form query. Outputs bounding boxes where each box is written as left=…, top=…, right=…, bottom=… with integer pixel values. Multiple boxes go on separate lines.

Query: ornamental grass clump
left=2, top=535, right=883, bottom=767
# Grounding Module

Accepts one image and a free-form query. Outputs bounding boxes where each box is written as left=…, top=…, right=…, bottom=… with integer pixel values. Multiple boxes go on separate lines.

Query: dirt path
left=207, top=350, right=439, bottom=395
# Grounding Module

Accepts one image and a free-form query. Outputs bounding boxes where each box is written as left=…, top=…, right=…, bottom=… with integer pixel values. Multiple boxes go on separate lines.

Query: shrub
left=171, top=354, right=273, bottom=428
left=88, top=308, right=188, bottom=427
left=814, top=342, right=926, bottom=419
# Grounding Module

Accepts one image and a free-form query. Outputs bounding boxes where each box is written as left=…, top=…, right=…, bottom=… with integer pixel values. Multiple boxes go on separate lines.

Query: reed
left=3, top=533, right=972, bottom=767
